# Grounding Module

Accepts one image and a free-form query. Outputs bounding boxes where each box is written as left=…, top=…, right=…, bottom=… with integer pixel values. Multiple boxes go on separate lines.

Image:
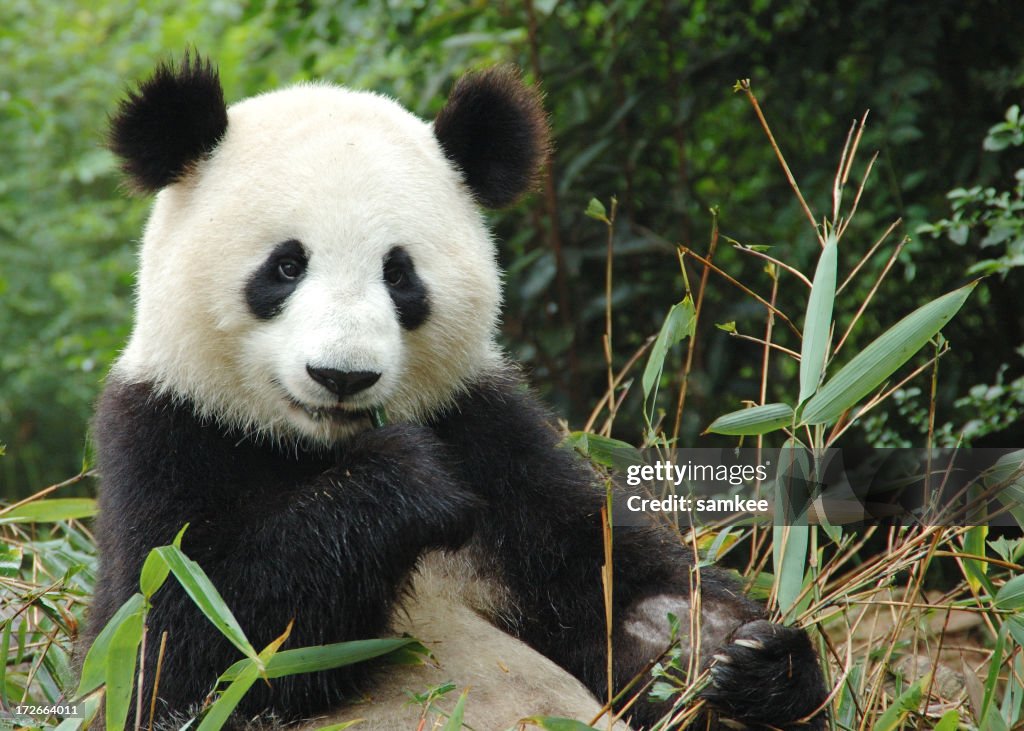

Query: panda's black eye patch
left=245, top=239, right=308, bottom=320
left=383, top=246, right=430, bottom=330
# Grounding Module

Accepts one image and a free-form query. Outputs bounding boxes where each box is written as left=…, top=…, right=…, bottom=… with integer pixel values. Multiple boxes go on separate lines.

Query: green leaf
left=198, top=622, right=293, bottom=731
left=77, top=593, right=145, bottom=696
left=219, top=638, right=427, bottom=681
left=1007, top=616, right=1024, bottom=647
left=642, top=297, right=697, bottom=412
left=566, top=432, right=644, bottom=472
left=986, top=450, right=1024, bottom=529
left=773, top=443, right=810, bottom=623
left=584, top=197, right=608, bottom=222
left=0, top=544, right=23, bottom=577
left=799, top=232, right=837, bottom=405
left=870, top=675, right=925, bottom=731
left=440, top=689, right=468, bottom=731
left=198, top=659, right=262, bottom=731
left=154, top=545, right=258, bottom=663
left=995, top=573, right=1024, bottom=610
left=139, top=548, right=171, bottom=599
left=963, top=523, right=991, bottom=595
left=800, top=282, right=976, bottom=426
left=0, top=498, right=97, bottom=524
left=706, top=403, right=793, bottom=436
left=312, top=723, right=364, bottom=731
left=104, top=607, right=144, bottom=731
left=932, top=710, right=959, bottom=731
left=54, top=694, right=102, bottom=731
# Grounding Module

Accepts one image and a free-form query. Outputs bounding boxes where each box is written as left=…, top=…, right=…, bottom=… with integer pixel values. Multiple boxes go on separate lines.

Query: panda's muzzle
left=306, top=365, right=381, bottom=399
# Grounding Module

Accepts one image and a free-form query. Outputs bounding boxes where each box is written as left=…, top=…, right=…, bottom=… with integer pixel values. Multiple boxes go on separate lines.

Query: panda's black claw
left=701, top=620, right=827, bottom=730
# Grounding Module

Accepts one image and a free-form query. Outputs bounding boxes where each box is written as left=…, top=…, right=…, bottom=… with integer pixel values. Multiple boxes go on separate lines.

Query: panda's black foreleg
left=90, top=383, right=479, bottom=726
left=430, top=374, right=827, bottom=730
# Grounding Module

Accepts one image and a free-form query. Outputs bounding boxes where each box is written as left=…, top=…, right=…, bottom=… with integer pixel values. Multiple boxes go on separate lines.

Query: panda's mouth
left=286, top=397, right=371, bottom=424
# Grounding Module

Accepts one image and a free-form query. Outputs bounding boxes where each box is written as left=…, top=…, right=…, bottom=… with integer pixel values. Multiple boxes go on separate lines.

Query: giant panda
left=86, top=52, right=828, bottom=730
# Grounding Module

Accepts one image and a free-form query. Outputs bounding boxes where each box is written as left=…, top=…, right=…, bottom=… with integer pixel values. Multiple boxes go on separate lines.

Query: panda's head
left=110, top=52, right=548, bottom=445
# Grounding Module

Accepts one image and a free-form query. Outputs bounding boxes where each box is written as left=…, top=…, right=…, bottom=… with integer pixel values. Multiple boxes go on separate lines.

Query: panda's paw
left=344, top=423, right=481, bottom=549
left=702, top=620, right=827, bottom=730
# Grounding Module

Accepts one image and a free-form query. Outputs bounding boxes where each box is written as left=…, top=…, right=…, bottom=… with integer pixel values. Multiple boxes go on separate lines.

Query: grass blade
left=800, top=282, right=976, bottom=426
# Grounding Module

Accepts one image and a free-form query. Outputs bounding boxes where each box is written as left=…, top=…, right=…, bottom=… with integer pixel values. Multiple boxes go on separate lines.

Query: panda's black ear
left=434, top=67, right=550, bottom=209
left=109, top=51, right=228, bottom=194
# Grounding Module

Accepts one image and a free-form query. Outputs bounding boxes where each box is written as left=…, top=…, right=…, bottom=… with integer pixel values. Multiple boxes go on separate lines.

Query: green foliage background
left=2, top=0, right=1023, bottom=496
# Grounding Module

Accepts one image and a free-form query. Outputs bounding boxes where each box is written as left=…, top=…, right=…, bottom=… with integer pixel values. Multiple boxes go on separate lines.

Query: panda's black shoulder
left=93, top=379, right=228, bottom=499
left=92, top=378, right=330, bottom=517
left=433, top=369, right=557, bottom=440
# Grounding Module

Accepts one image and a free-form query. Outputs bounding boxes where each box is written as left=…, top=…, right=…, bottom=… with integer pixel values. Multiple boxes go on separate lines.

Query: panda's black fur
left=85, top=54, right=828, bottom=730
left=108, top=51, right=228, bottom=193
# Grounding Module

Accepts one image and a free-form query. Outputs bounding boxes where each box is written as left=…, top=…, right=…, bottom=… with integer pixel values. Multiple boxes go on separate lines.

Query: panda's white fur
left=117, top=84, right=502, bottom=446
left=299, top=562, right=631, bottom=730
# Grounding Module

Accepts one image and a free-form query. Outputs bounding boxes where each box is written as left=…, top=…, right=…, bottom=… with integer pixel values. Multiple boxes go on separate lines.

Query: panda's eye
left=383, top=261, right=405, bottom=286
left=382, top=246, right=429, bottom=330
left=277, top=258, right=304, bottom=281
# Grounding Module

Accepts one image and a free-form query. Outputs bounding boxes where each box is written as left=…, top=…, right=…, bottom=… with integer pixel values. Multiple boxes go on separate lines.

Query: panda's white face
left=116, top=84, right=503, bottom=444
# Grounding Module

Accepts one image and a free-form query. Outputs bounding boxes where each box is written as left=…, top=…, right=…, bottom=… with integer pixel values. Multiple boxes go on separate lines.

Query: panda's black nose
left=306, top=366, right=381, bottom=399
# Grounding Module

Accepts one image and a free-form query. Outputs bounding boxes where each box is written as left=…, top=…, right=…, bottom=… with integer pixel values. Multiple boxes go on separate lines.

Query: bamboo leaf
left=642, top=297, right=697, bottom=412
left=706, top=403, right=793, bottom=436
left=799, top=231, right=837, bottom=405
left=964, top=522, right=991, bottom=595
left=800, top=282, right=976, bottom=426
left=0, top=498, right=97, bottom=524
left=440, top=689, right=469, bottom=731
left=197, top=623, right=292, bottom=731
left=870, top=676, right=925, bottom=731
left=773, top=443, right=810, bottom=623
left=566, top=432, right=644, bottom=471
left=986, top=449, right=1024, bottom=529
left=76, top=593, right=145, bottom=696
left=219, top=638, right=427, bottom=681
left=996, top=573, right=1024, bottom=610
left=153, top=545, right=258, bottom=664
left=104, top=607, right=143, bottom=731
left=584, top=197, right=608, bottom=223
left=139, top=548, right=171, bottom=599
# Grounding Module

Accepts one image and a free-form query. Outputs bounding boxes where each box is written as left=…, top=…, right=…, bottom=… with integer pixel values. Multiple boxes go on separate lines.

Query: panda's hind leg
left=702, top=619, right=827, bottom=730
left=620, top=584, right=827, bottom=730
